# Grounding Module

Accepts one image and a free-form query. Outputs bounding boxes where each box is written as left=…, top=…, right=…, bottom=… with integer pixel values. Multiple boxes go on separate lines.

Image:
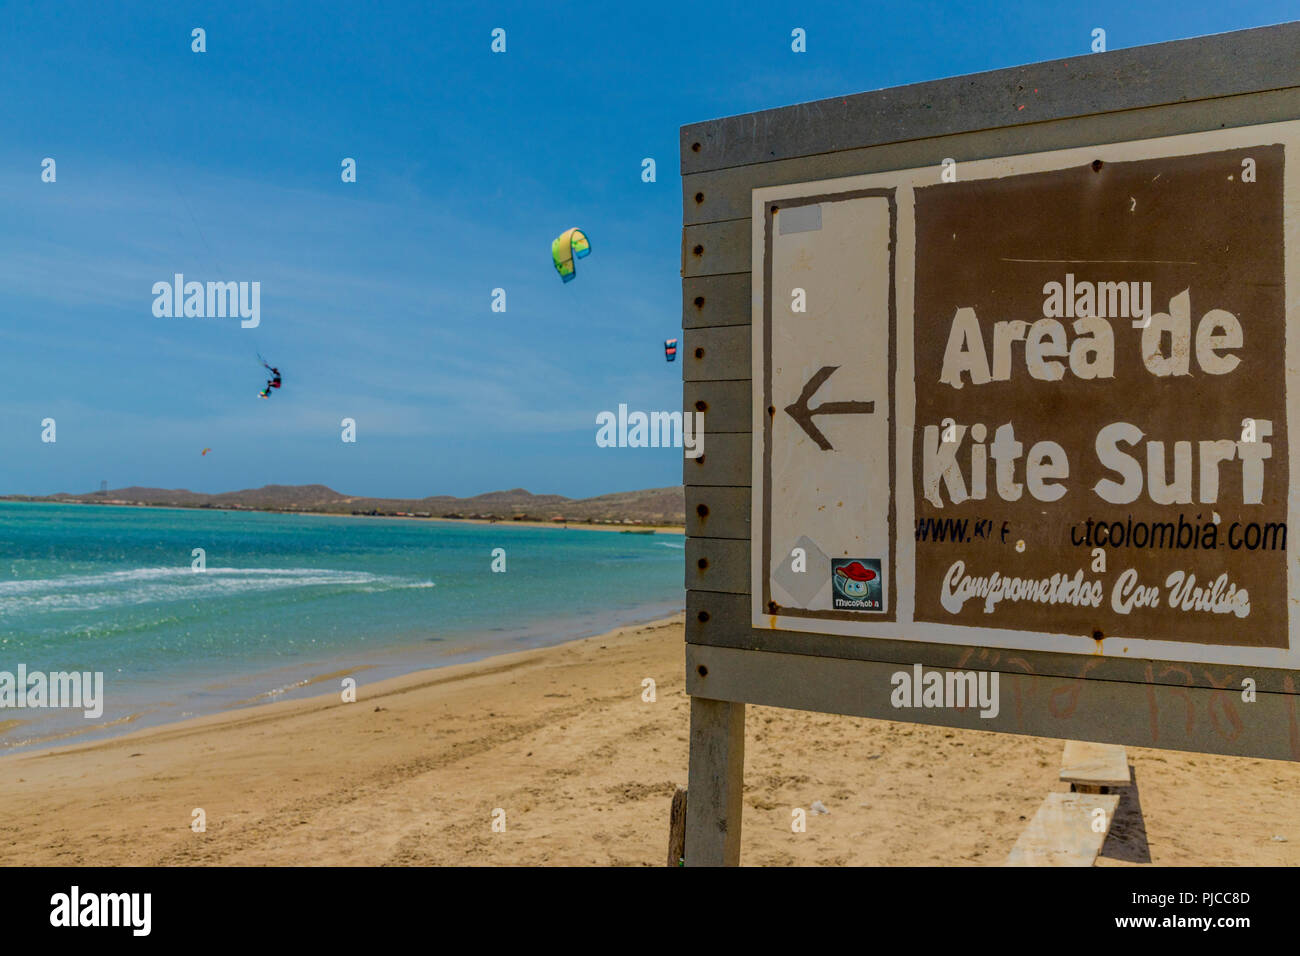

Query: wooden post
left=667, top=787, right=688, bottom=866
left=684, top=696, right=745, bottom=866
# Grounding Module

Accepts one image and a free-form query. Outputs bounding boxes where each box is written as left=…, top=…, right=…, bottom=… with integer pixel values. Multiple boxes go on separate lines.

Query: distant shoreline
left=312, top=511, right=685, bottom=534
left=0, top=497, right=685, bottom=534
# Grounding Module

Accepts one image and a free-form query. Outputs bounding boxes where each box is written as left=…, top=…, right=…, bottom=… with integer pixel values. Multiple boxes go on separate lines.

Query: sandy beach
left=2, top=614, right=1299, bottom=866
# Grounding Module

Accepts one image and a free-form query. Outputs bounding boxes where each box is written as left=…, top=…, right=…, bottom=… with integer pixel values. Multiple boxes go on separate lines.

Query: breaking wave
left=0, top=567, right=435, bottom=615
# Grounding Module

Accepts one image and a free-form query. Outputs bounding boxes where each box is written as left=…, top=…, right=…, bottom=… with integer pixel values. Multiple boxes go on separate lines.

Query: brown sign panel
left=911, top=145, right=1287, bottom=648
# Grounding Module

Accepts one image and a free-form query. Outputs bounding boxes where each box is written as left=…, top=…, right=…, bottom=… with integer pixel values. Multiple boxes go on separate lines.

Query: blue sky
left=0, top=0, right=1294, bottom=498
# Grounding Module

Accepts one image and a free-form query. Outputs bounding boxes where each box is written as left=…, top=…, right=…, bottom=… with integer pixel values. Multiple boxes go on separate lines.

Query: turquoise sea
left=0, top=502, right=684, bottom=751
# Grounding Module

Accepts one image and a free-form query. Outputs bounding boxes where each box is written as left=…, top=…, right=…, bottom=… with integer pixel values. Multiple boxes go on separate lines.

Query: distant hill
left=14, top=484, right=685, bottom=526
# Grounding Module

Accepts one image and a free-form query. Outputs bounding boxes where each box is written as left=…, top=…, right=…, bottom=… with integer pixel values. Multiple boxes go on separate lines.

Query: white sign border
left=751, top=119, right=1300, bottom=670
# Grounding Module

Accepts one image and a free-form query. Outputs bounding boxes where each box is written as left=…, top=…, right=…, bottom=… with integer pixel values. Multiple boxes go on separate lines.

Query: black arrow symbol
left=783, top=365, right=875, bottom=451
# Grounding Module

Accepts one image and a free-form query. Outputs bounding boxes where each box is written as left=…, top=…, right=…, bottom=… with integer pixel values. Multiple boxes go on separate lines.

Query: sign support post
left=684, top=697, right=745, bottom=866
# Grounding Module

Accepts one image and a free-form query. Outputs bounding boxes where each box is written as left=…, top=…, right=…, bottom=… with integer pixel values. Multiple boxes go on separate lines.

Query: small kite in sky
left=551, top=228, right=591, bottom=282
left=201, top=447, right=211, bottom=456
left=257, top=354, right=283, bottom=399
left=664, top=338, right=678, bottom=362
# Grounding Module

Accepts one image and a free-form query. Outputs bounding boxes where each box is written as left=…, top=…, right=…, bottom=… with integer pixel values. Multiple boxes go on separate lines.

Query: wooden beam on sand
left=1005, top=792, right=1121, bottom=867
left=1060, top=740, right=1131, bottom=794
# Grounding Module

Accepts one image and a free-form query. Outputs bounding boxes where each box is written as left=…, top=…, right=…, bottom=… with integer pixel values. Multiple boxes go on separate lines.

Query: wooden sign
left=680, top=22, right=1300, bottom=865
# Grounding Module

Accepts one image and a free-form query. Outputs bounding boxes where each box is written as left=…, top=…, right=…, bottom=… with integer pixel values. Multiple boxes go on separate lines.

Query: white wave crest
left=0, top=567, right=434, bottom=616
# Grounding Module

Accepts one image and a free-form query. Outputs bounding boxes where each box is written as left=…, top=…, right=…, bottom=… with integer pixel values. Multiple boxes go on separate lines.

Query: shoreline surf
left=0, top=502, right=685, bottom=754
left=0, top=601, right=684, bottom=754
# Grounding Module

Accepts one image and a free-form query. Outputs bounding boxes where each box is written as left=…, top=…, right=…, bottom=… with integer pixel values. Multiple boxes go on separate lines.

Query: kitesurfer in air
left=258, top=354, right=282, bottom=399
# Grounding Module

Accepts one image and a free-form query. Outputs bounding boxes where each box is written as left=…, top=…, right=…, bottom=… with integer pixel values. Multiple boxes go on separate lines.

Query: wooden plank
left=680, top=23, right=1300, bottom=174
left=684, top=379, right=750, bottom=433
left=1005, top=792, right=1121, bottom=867
left=667, top=787, right=687, bottom=867
left=1060, top=741, right=1131, bottom=790
left=685, top=643, right=1300, bottom=761
left=683, top=326, right=749, bottom=382
left=685, top=590, right=1300, bottom=694
left=686, top=537, right=748, bottom=594
left=682, top=273, right=750, bottom=329
left=687, top=537, right=748, bottom=593
left=683, top=432, right=749, bottom=486
left=684, top=697, right=745, bottom=866
left=682, top=220, right=749, bottom=277
left=685, top=486, right=750, bottom=540
left=682, top=87, right=1300, bottom=225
